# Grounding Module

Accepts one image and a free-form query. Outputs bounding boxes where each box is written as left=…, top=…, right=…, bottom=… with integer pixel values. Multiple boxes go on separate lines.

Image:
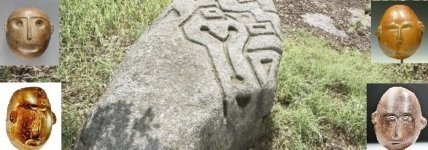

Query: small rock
left=301, top=13, right=348, bottom=38
left=347, top=8, right=370, bottom=28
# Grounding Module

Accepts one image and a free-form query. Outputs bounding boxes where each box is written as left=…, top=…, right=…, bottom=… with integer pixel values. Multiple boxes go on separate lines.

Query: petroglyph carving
left=237, top=0, right=256, bottom=3
left=181, top=0, right=282, bottom=116
left=217, top=0, right=259, bottom=12
left=248, top=22, right=275, bottom=35
left=183, top=7, right=259, bottom=111
left=248, top=51, right=281, bottom=86
left=77, top=0, right=282, bottom=149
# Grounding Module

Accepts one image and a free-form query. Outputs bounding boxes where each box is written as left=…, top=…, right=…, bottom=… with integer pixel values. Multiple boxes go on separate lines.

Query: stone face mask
left=4, top=7, right=53, bottom=59
left=6, top=87, right=56, bottom=150
left=372, top=87, right=427, bottom=150
left=377, top=5, right=424, bottom=62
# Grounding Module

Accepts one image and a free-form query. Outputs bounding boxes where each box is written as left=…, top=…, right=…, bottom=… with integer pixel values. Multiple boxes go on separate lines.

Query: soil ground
left=275, top=0, right=371, bottom=50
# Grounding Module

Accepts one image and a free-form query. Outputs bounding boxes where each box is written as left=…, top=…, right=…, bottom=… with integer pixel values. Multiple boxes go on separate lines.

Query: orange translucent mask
left=6, top=87, right=56, bottom=150
left=376, top=5, right=424, bottom=61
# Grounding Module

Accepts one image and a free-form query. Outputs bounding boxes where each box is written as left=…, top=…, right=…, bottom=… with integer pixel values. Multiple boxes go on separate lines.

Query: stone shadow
left=198, top=113, right=274, bottom=150
left=132, top=107, right=162, bottom=149
left=77, top=100, right=161, bottom=150
left=199, top=89, right=275, bottom=149
left=256, top=114, right=275, bottom=150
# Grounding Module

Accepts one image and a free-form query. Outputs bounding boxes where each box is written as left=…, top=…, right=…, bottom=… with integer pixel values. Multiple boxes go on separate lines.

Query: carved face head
left=372, top=87, right=427, bottom=150
left=377, top=5, right=424, bottom=61
left=6, top=87, right=56, bottom=150
left=4, top=7, right=53, bottom=59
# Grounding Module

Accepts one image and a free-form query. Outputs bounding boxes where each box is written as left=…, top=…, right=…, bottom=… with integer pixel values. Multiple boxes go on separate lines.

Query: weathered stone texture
left=76, top=0, right=282, bottom=149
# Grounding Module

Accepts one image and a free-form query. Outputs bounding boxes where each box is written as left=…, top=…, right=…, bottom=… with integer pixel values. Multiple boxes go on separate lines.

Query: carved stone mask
left=6, top=87, right=56, bottom=150
left=4, top=7, right=53, bottom=59
left=372, top=87, right=427, bottom=150
left=376, top=5, right=424, bottom=61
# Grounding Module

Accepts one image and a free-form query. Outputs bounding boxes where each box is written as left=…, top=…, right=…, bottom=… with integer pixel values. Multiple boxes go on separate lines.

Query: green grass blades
left=60, top=0, right=171, bottom=149
left=271, top=30, right=418, bottom=149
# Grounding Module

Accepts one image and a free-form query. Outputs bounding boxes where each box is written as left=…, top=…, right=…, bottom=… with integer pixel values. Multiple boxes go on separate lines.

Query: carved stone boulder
left=76, top=0, right=282, bottom=149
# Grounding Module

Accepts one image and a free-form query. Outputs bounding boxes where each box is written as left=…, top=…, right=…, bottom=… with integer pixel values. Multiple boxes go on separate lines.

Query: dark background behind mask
left=367, top=84, right=428, bottom=143
left=0, top=0, right=59, bottom=65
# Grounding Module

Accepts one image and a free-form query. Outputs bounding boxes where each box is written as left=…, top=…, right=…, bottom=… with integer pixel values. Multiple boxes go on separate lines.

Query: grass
left=59, top=0, right=172, bottom=149
left=0, top=0, right=171, bottom=149
left=269, top=29, right=421, bottom=149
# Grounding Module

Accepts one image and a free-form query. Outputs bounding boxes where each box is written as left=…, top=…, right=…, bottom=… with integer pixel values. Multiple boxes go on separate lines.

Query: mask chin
left=10, top=45, right=46, bottom=59
left=7, top=38, right=49, bottom=59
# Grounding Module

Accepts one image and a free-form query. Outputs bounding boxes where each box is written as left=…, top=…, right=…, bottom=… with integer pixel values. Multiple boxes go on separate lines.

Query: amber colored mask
left=6, top=87, right=56, bottom=150
left=4, top=7, right=53, bottom=59
left=376, top=5, right=424, bottom=61
left=372, top=87, right=427, bottom=150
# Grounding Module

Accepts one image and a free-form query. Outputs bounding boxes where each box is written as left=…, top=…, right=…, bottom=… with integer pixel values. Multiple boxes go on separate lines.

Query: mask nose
left=396, top=28, right=403, bottom=43
left=27, top=20, right=32, bottom=41
left=30, top=112, right=41, bottom=138
left=392, top=121, right=400, bottom=140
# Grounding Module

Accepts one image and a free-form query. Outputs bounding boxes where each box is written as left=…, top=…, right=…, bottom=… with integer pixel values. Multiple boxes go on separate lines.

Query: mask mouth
left=25, top=139, right=41, bottom=146
left=390, top=140, right=401, bottom=146
left=395, top=39, right=404, bottom=48
left=17, top=44, right=42, bottom=53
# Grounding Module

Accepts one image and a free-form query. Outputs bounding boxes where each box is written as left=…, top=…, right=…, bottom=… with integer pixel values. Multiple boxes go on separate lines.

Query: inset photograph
left=0, top=83, right=61, bottom=150
left=0, top=0, right=59, bottom=65
left=371, top=1, right=428, bottom=63
left=367, top=84, right=428, bottom=150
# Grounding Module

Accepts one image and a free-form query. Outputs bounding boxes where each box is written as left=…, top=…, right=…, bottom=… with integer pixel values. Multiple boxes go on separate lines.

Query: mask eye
left=22, top=103, right=31, bottom=109
left=388, top=25, right=399, bottom=30
left=16, top=20, right=23, bottom=27
left=402, top=23, right=412, bottom=30
left=385, top=115, right=397, bottom=122
left=35, top=20, right=45, bottom=28
left=402, top=115, right=412, bottom=121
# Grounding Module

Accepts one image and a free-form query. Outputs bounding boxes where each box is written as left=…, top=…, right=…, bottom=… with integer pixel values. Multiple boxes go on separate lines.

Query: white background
left=0, top=83, right=61, bottom=150
left=367, top=142, right=428, bottom=150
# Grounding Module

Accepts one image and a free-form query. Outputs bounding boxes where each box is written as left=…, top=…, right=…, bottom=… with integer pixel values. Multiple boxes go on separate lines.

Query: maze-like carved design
left=76, top=1, right=283, bottom=149
left=180, top=0, right=282, bottom=116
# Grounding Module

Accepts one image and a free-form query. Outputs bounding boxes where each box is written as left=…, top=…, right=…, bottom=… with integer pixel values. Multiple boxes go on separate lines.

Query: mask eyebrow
left=382, top=113, right=397, bottom=117
left=387, top=23, right=400, bottom=28
left=401, top=113, right=412, bottom=117
left=30, top=16, right=49, bottom=20
left=402, top=20, right=413, bottom=24
left=8, top=17, right=26, bottom=21
left=8, top=16, right=49, bottom=21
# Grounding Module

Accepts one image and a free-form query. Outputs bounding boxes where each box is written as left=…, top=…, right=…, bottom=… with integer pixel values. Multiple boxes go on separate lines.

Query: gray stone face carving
left=75, top=0, right=282, bottom=149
